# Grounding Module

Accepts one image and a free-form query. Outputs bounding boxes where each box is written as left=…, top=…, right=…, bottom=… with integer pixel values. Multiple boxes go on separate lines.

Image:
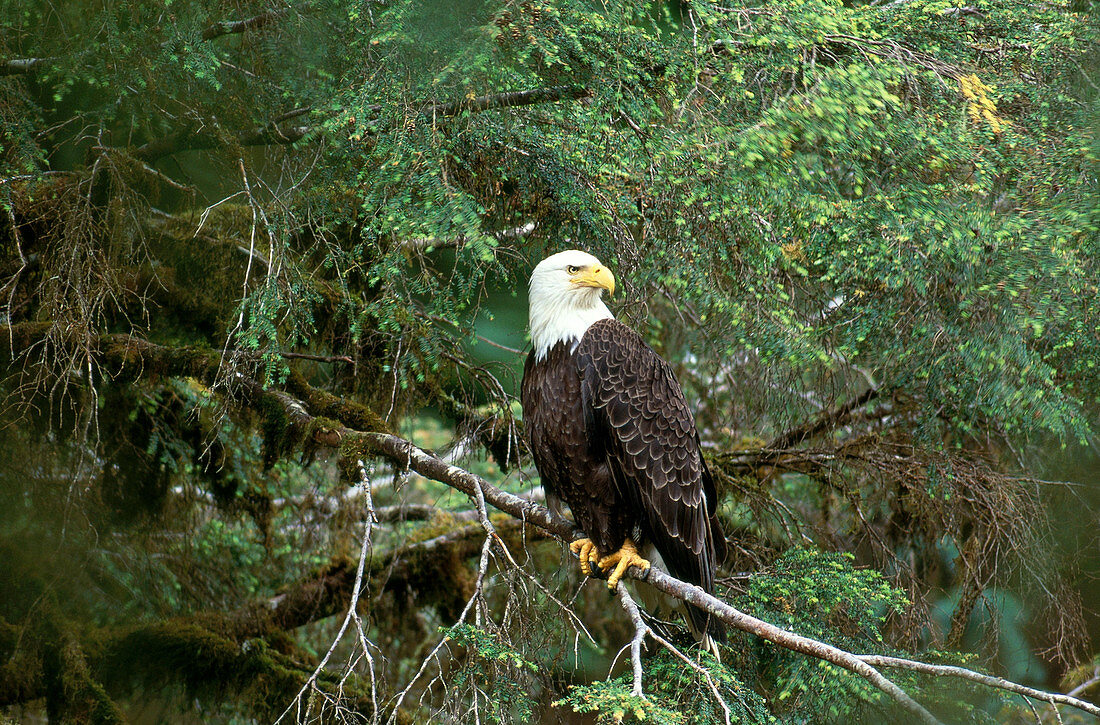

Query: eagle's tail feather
left=685, top=604, right=726, bottom=661
left=639, top=546, right=725, bottom=660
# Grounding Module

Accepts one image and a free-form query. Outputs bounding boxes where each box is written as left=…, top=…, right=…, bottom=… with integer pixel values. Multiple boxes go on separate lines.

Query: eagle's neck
left=529, top=287, right=613, bottom=362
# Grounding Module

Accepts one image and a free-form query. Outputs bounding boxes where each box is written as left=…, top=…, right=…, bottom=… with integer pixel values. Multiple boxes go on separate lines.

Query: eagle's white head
left=528, top=249, right=616, bottom=361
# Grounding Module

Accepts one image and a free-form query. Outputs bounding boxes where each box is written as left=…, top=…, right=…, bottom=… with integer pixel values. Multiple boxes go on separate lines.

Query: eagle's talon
left=569, top=538, right=601, bottom=577
left=597, top=539, right=651, bottom=589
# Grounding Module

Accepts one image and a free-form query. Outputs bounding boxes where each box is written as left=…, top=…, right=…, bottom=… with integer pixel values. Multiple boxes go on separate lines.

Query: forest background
left=1, top=0, right=1099, bottom=723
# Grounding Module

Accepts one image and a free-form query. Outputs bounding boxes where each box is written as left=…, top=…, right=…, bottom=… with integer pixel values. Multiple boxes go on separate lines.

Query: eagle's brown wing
left=577, top=319, right=725, bottom=635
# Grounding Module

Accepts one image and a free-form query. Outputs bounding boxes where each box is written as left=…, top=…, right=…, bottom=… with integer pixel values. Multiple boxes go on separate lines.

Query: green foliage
left=445, top=622, right=539, bottom=673
left=555, top=679, right=686, bottom=724
left=555, top=651, right=774, bottom=724
left=740, top=549, right=909, bottom=718
left=2, top=0, right=1096, bottom=441
left=442, top=623, right=538, bottom=723
left=744, top=548, right=908, bottom=644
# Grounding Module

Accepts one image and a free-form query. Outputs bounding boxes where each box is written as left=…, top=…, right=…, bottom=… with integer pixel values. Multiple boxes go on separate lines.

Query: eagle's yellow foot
left=597, top=539, right=651, bottom=589
left=569, top=538, right=601, bottom=577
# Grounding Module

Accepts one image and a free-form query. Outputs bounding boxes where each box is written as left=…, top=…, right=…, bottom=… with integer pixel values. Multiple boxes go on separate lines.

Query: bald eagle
left=521, top=249, right=726, bottom=650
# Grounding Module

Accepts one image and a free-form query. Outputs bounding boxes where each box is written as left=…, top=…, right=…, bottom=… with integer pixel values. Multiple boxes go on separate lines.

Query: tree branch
left=0, top=56, right=55, bottom=76
left=202, top=9, right=290, bottom=40
left=131, top=116, right=313, bottom=163
left=857, top=656, right=1100, bottom=718
left=622, top=583, right=735, bottom=725
left=400, top=221, right=536, bottom=254
left=276, top=458, right=379, bottom=721
left=129, top=84, right=587, bottom=161
left=424, top=85, right=591, bottom=119
left=637, top=567, right=942, bottom=724
left=279, top=350, right=354, bottom=364
left=328, top=426, right=1100, bottom=724
left=823, top=33, right=967, bottom=82
left=615, top=584, right=648, bottom=698
left=294, top=427, right=948, bottom=721
left=208, top=524, right=493, bottom=647
left=766, top=387, right=879, bottom=450
left=3, top=7, right=301, bottom=76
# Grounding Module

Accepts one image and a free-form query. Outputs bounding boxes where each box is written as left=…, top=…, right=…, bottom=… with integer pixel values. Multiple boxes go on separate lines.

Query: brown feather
left=521, top=319, right=726, bottom=643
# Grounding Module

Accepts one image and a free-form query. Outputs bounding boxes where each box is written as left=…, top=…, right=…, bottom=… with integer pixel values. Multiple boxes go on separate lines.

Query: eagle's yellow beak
left=573, top=265, right=616, bottom=297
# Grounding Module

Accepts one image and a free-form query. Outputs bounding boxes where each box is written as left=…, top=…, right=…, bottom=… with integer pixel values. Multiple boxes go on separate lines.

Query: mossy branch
left=51, top=634, right=126, bottom=725
left=0, top=522, right=514, bottom=716
left=227, top=517, right=529, bottom=639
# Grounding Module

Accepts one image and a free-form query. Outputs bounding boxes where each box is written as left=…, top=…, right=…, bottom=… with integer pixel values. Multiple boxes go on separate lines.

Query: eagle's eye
left=566, top=265, right=580, bottom=274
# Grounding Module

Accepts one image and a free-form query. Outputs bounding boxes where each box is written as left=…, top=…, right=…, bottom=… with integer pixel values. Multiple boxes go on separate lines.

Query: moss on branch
left=285, top=368, right=390, bottom=434
left=0, top=323, right=394, bottom=470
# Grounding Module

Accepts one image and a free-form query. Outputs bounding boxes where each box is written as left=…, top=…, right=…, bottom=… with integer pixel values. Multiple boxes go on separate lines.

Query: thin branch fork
left=275, top=458, right=379, bottom=724
left=614, top=585, right=733, bottom=725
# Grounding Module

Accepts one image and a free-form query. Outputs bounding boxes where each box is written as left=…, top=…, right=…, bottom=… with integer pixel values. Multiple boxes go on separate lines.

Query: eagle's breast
left=521, top=335, right=631, bottom=552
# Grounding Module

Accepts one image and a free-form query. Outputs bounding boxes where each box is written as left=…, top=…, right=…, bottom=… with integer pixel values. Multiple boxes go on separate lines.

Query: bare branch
left=0, top=56, right=62, bottom=76
left=304, top=429, right=939, bottom=722
left=275, top=459, right=378, bottom=723
left=637, top=568, right=942, bottom=724
left=615, top=585, right=649, bottom=698
left=386, top=537, right=493, bottom=724
left=279, top=350, right=355, bottom=364
left=1067, top=670, right=1100, bottom=699
left=614, top=584, right=732, bottom=723
left=474, top=334, right=525, bottom=356
left=401, top=222, right=536, bottom=254
left=858, top=656, right=1100, bottom=719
